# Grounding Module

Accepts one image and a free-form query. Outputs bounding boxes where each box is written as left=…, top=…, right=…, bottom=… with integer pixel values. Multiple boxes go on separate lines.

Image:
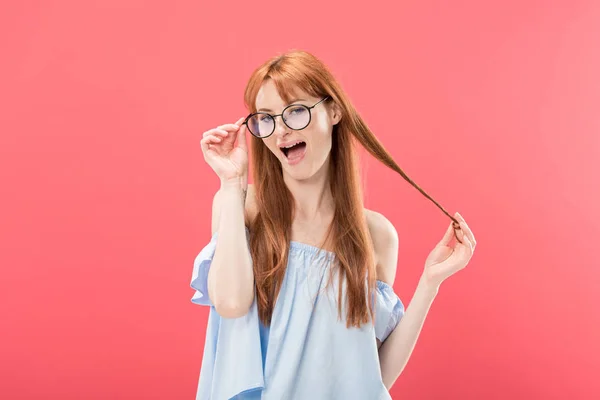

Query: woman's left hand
left=422, top=212, right=476, bottom=289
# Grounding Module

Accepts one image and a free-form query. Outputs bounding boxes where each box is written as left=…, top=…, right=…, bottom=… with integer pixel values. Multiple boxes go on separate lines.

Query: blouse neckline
left=289, top=240, right=336, bottom=258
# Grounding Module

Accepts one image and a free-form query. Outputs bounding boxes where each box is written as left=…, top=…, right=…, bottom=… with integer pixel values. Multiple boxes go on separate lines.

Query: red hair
left=244, top=50, right=459, bottom=327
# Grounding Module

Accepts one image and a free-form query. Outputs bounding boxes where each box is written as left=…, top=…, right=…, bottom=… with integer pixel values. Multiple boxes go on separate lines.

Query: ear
left=330, top=102, right=342, bottom=125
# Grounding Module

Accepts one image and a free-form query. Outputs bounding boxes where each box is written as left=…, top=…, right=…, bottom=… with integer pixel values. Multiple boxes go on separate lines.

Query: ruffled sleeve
left=190, top=232, right=218, bottom=306
left=374, top=280, right=405, bottom=342
left=190, top=227, right=250, bottom=307
left=190, top=227, right=265, bottom=399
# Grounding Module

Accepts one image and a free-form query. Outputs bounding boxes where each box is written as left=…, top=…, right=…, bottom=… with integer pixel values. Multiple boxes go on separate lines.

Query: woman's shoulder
left=364, top=208, right=399, bottom=285
left=245, top=189, right=395, bottom=237
left=243, top=189, right=398, bottom=282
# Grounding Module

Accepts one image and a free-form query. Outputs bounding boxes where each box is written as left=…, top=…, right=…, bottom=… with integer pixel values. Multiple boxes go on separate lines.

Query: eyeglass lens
left=247, top=105, right=310, bottom=138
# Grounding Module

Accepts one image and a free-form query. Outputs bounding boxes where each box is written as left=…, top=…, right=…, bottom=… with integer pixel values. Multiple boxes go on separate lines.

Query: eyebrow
left=258, top=98, right=308, bottom=112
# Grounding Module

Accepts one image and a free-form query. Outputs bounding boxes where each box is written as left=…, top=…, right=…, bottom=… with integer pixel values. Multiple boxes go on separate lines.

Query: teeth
left=281, top=141, right=303, bottom=149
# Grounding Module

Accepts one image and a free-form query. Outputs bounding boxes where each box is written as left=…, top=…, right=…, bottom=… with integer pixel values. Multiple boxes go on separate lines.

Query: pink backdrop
left=1, top=1, right=599, bottom=399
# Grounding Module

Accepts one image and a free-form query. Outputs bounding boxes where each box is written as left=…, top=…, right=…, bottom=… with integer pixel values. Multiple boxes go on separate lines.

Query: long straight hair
left=243, top=50, right=459, bottom=327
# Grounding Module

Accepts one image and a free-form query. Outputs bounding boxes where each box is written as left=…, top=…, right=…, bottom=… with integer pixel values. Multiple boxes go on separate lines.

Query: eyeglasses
left=242, top=96, right=330, bottom=138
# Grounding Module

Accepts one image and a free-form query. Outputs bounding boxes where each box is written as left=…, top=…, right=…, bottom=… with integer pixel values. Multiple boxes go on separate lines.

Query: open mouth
left=280, top=141, right=306, bottom=159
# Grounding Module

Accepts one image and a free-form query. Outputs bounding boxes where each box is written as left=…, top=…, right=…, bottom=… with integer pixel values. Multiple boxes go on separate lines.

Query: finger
left=461, top=234, right=473, bottom=255
left=459, top=221, right=476, bottom=247
left=455, top=212, right=476, bottom=247
left=457, top=238, right=473, bottom=265
left=217, top=123, right=242, bottom=132
left=237, top=123, right=248, bottom=152
left=200, top=136, right=212, bottom=154
left=438, top=221, right=455, bottom=246
left=200, top=136, right=222, bottom=153
left=202, top=134, right=223, bottom=143
left=452, top=213, right=467, bottom=242
left=203, top=128, right=229, bottom=138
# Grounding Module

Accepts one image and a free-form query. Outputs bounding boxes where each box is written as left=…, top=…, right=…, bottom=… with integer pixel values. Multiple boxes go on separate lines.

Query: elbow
left=213, top=296, right=253, bottom=319
left=207, top=257, right=254, bottom=318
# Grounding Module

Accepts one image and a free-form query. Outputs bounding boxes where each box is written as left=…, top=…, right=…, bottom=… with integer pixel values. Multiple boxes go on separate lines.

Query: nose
left=272, top=115, right=291, bottom=138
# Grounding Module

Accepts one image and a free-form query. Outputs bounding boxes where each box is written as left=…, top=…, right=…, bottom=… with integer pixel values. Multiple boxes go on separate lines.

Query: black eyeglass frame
left=242, top=96, right=331, bottom=138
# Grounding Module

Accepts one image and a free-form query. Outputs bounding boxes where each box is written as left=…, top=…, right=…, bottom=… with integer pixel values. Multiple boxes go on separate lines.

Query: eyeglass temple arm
left=241, top=96, right=330, bottom=123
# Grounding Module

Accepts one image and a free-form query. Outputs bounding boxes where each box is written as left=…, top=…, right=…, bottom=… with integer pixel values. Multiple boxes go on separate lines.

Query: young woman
left=192, top=50, right=476, bottom=400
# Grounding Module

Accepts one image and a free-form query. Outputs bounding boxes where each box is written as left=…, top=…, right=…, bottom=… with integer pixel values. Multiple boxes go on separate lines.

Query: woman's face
left=254, top=80, right=341, bottom=181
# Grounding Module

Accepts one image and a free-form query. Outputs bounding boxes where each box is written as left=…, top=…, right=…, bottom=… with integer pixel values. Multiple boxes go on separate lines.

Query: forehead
left=255, top=80, right=313, bottom=110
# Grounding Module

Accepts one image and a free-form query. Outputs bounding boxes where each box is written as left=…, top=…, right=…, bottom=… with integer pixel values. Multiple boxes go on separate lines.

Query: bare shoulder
left=364, top=208, right=399, bottom=285
left=244, top=183, right=259, bottom=226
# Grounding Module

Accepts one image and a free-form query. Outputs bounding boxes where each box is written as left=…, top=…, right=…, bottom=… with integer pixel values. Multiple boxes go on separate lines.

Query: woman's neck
left=283, top=161, right=334, bottom=223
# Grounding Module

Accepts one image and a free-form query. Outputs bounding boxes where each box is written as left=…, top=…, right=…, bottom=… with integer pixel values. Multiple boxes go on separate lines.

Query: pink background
left=1, top=1, right=599, bottom=399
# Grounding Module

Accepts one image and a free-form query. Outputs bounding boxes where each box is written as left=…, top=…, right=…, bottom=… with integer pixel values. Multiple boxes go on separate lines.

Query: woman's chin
left=279, top=152, right=329, bottom=182
left=282, top=162, right=312, bottom=180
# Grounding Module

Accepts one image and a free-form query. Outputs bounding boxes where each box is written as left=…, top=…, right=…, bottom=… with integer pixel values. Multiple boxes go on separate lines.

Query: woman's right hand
left=200, top=117, right=249, bottom=185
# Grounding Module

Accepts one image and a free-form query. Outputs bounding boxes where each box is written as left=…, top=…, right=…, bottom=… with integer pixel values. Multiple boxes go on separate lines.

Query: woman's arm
left=367, top=210, right=434, bottom=389
left=373, top=212, right=476, bottom=390
left=207, top=180, right=254, bottom=318
left=377, top=278, right=438, bottom=389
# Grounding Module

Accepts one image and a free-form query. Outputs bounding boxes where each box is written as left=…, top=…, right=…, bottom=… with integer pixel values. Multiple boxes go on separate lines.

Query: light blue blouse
left=190, top=229, right=405, bottom=400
